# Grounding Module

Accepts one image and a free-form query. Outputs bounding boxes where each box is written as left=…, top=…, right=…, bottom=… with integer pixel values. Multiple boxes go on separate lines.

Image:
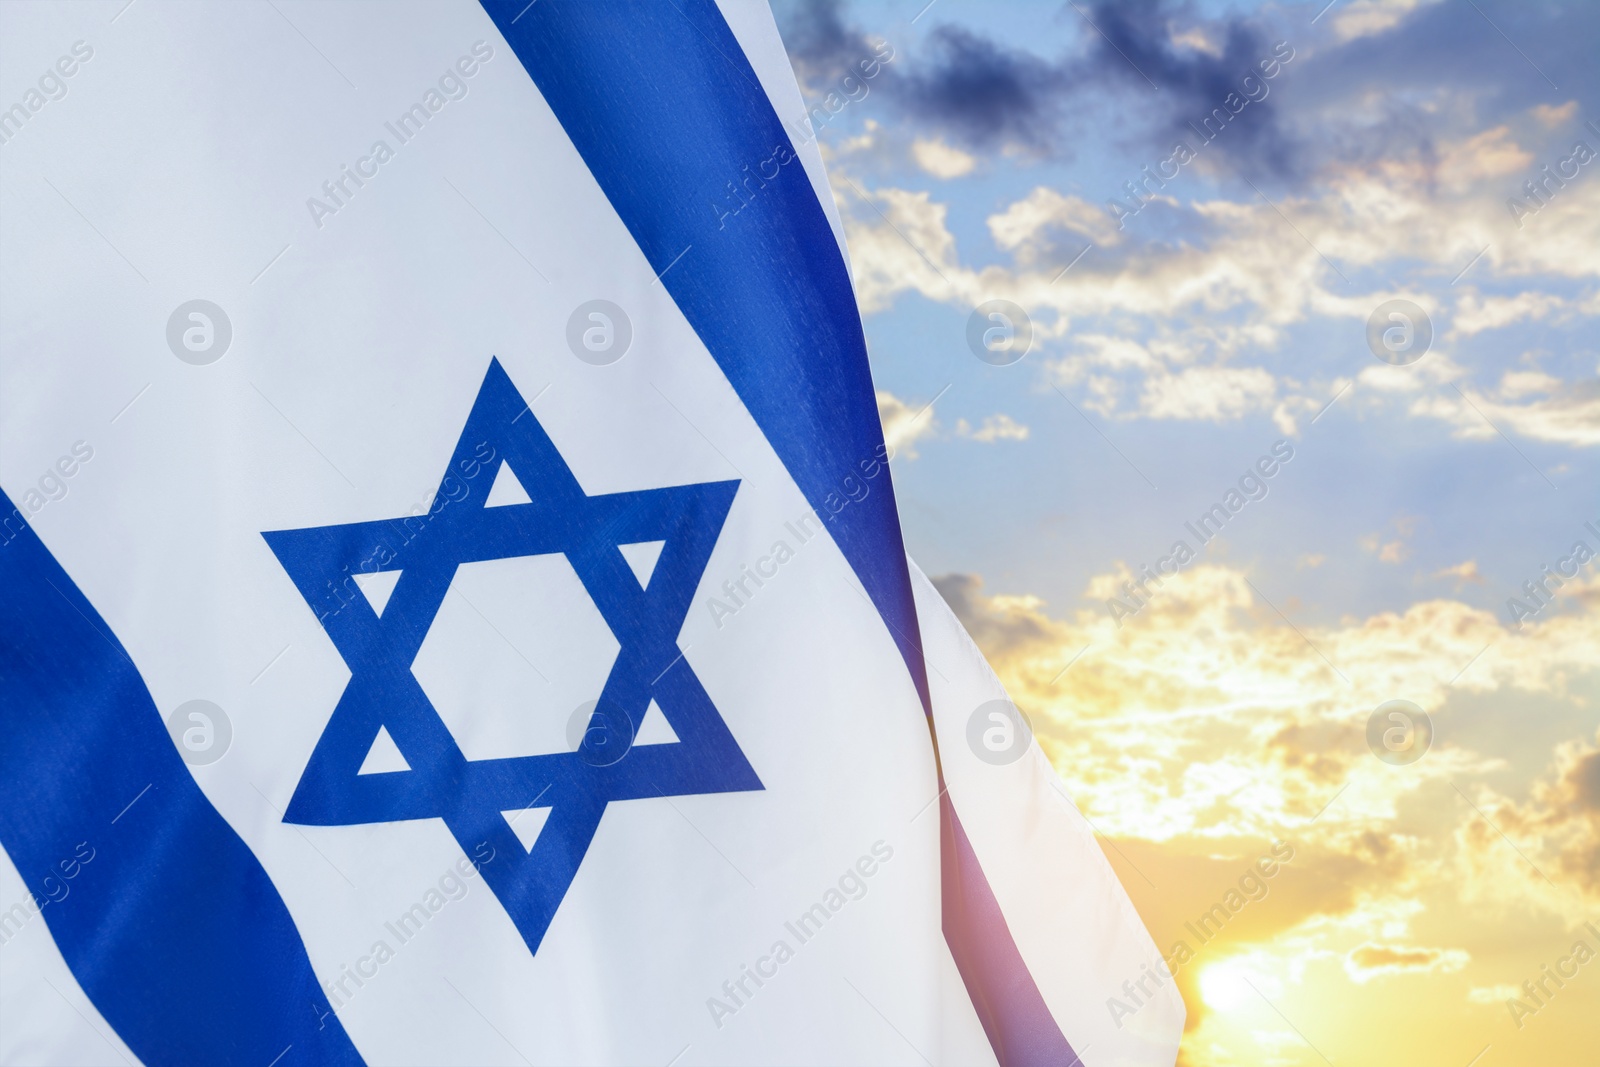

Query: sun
left=1199, top=959, right=1254, bottom=1012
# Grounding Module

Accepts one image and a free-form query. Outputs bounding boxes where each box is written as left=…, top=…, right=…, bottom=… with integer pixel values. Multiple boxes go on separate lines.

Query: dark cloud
left=776, top=0, right=1599, bottom=193
left=780, top=0, right=1302, bottom=173
left=891, top=25, right=1070, bottom=152
left=927, top=571, right=982, bottom=624
left=1483, top=730, right=1600, bottom=899
left=1545, top=735, right=1600, bottom=820
left=929, top=572, right=1053, bottom=658
left=1346, top=943, right=1453, bottom=972
left=1298, top=0, right=1600, bottom=126
left=1572, top=748, right=1600, bottom=811
left=1077, top=1, right=1302, bottom=179
left=1277, top=1, right=1600, bottom=186
left=773, top=0, right=862, bottom=92
left=1268, top=719, right=1359, bottom=785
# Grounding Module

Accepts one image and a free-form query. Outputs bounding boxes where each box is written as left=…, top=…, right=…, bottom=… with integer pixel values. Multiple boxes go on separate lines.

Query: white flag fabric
left=0, top=2, right=1183, bottom=1065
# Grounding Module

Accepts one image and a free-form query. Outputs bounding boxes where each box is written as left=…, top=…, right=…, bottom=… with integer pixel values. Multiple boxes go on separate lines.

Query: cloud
left=910, top=137, right=977, bottom=179
left=1074, top=1, right=1303, bottom=180
left=1139, top=366, right=1278, bottom=422
left=1354, top=351, right=1465, bottom=396
left=887, top=24, right=1068, bottom=154
left=835, top=182, right=958, bottom=315
left=933, top=560, right=1599, bottom=845
left=840, top=126, right=1600, bottom=325
left=878, top=1, right=1308, bottom=173
left=931, top=573, right=1056, bottom=662
left=794, top=0, right=1600, bottom=208
left=954, top=414, right=1029, bottom=443
left=1297, top=2, right=1600, bottom=142
left=878, top=391, right=1029, bottom=452
left=1459, top=719, right=1600, bottom=909
left=1361, top=533, right=1409, bottom=564
left=1409, top=375, right=1600, bottom=448
left=1344, top=943, right=1470, bottom=982
left=987, top=187, right=1122, bottom=259
left=851, top=0, right=1308, bottom=178
left=1433, top=560, right=1484, bottom=586
left=830, top=115, right=1599, bottom=439
left=927, top=557, right=1600, bottom=1060
left=875, top=388, right=938, bottom=459
left=1326, top=0, right=1436, bottom=44
left=775, top=0, right=866, bottom=93
left=1452, top=290, right=1571, bottom=336
left=932, top=558, right=1600, bottom=1052
left=1532, top=101, right=1579, bottom=129
left=1467, top=983, right=1523, bottom=1005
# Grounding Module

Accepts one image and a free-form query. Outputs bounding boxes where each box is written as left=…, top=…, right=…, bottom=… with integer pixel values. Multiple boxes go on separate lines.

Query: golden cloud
left=1343, top=942, right=1470, bottom=982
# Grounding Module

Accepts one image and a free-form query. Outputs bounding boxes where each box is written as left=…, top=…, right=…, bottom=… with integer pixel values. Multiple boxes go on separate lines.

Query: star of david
left=262, top=358, right=761, bottom=954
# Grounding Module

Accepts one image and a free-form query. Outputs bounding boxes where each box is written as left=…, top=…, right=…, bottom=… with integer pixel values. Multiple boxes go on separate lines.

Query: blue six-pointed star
left=263, top=359, right=762, bottom=954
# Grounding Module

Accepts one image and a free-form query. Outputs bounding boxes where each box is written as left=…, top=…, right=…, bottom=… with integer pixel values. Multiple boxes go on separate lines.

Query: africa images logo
left=263, top=359, right=762, bottom=954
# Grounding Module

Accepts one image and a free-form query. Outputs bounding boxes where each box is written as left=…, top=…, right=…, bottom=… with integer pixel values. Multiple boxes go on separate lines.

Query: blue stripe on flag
left=478, top=3, right=1079, bottom=1063
left=0, top=493, right=364, bottom=1067
left=943, top=793, right=1080, bottom=1065
left=480, top=0, right=930, bottom=711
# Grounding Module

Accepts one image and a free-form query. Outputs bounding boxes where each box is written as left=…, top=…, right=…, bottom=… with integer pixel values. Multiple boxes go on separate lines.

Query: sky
left=770, top=1, right=1599, bottom=1064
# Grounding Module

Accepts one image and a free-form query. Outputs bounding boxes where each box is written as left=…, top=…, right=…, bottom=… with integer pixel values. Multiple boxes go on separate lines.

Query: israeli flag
left=0, top=2, right=1182, bottom=1064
